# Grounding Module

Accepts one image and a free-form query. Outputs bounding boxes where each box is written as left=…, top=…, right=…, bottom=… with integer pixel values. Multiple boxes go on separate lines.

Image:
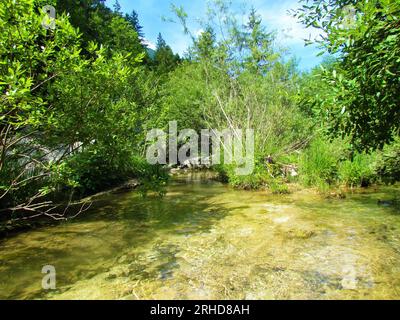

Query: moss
left=285, top=228, right=317, bottom=240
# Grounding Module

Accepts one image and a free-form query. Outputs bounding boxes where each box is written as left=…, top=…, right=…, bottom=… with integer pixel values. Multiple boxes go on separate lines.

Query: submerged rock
left=378, top=199, right=400, bottom=207
left=238, top=228, right=254, bottom=237
left=111, top=179, right=140, bottom=194
left=286, top=228, right=316, bottom=240
left=175, top=157, right=212, bottom=170
left=273, top=216, right=290, bottom=224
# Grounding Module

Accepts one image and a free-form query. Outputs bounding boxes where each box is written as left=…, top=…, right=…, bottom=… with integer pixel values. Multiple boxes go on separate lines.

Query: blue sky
left=105, top=0, right=324, bottom=71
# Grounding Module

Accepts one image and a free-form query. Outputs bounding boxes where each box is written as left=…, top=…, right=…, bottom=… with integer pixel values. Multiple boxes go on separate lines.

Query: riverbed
left=1, top=172, right=399, bottom=299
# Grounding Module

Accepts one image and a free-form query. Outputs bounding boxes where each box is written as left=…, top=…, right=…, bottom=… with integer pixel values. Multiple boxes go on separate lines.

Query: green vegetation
left=162, top=0, right=400, bottom=192
left=0, top=0, right=171, bottom=223
left=1, top=0, right=399, bottom=230
left=294, top=0, right=400, bottom=151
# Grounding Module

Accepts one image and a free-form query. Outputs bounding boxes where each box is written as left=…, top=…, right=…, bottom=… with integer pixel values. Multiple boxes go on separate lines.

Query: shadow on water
left=0, top=173, right=234, bottom=299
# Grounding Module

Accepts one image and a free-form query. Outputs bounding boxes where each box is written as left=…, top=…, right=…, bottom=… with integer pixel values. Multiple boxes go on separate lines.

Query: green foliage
left=2, top=0, right=399, bottom=228
left=153, top=33, right=181, bottom=74
left=163, top=1, right=321, bottom=192
left=56, top=0, right=114, bottom=49
left=241, top=8, right=278, bottom=74
left=294, top=0, right=400, bottom=188
left=375, top=137, right=400, bottom=184
left=298, top=136, right=382, bottom=189
left=130, top=156, right=169, bottom=196
left=214, top=161, right=291, bottom=193
left=219, top=162, right=270, bottom=190
left=125, top=10, right=144, bottom=38
left=297, top=58, right=339, bottom=122
left=59, top=149, right=169, bottom=196
left=0, top=0, right=171, bottom=221
left=167, top=0, right=312, bottom=161
left=193, top=27, right=216, bottom=61
left=60, top=147, right=133, bottom=194
left=338, top=153, right=376, bottom=188
left=56, top=0, right=149, bottom=64
left=294, top=0, right=400, bottom=151
left=0, top=0, right=84, bottom=213
left=299, top=137, right=343, bottom=187
left=158, top=62, right=214, bottom=131
left=269, top=180, right=290, bottom=195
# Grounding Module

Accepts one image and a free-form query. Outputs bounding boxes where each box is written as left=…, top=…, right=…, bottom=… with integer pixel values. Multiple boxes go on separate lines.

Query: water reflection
left=0, top=173, right=399, bottom=299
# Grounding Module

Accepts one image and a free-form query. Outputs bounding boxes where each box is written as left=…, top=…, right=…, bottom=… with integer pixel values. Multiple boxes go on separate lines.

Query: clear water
left=0, top=172, right=400, bottom=300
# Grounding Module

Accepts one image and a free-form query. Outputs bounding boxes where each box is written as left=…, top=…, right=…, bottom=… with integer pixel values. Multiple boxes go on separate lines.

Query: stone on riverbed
left=273, top=216, right=290, bottom=224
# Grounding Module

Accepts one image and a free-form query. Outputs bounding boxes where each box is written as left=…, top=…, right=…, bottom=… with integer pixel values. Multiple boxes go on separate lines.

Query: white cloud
left=256, top=0, right=324, bottom=46
left=142, top=38, right=156, bottom=50
left=195, top=28, right=205, bottom=37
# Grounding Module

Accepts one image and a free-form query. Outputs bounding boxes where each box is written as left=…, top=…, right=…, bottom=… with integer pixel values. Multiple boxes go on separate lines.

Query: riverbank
left=2, top=167, right=399, bottom=238
left=0, top=179, right=142, bottom=239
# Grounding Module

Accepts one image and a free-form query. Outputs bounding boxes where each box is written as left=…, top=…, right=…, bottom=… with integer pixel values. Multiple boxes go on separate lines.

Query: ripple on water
left=0, top=174, right=400, bottom=299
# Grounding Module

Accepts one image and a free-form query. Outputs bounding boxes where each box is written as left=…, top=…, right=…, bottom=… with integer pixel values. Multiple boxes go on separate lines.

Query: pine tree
left=56, top=0, right=114, bottom=51
left=113, top=0, right=121, bottom=14
left=125, top=10, right=144, bottom=39
left=194, top=27, right=216, bottom=60
left=156, top=33, right=167, bottom=50
left=154, top=33, right=180, bottom=74
left=244, top=7, right=276, bottom=74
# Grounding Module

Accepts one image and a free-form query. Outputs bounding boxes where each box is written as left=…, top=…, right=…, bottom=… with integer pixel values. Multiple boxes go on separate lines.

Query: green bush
left=214, top=163, right=270, bottom=190
left=298, top=137, right=382, bottom=189
left=60, top=148, right=132, bottom=195
left=295, top=0, right=400, bottom=151
left=57, top=147, right=168, bottom=196
left=130, top=156, right=169, bottom=196
left=270, top=180, right=290, bottom=194
left=299, top=137, right=342, bottom=187
left=214, top=159, right=290, bottom=192
left=338, top=153, right=376, bottom=188
left=375, top=137, right=400, bottom=184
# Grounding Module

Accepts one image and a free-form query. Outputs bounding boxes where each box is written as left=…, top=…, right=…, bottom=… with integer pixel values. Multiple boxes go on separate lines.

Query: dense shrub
left=338, top=153, right=376, bottom=188
left=299, top=138, right=343, bottom=188
left=375, top=137, right=400, bottom=184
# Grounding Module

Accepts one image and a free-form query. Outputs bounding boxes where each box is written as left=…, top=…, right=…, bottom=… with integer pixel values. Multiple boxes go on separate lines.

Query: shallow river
left=1, top=172, right=400, bottom=300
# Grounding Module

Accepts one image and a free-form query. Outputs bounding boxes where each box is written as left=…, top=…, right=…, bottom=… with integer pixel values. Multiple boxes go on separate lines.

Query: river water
left=0, top=172, right=400, bottom=299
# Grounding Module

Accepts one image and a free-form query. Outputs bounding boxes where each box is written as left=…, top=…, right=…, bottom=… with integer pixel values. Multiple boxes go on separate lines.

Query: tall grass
left=338, top=153, right=375, bottom=188
left=217, top=135, right=399, bottom=192
left=299, top=137, right=342, bottom=189
left=298, top=136, right=375, bottom=190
